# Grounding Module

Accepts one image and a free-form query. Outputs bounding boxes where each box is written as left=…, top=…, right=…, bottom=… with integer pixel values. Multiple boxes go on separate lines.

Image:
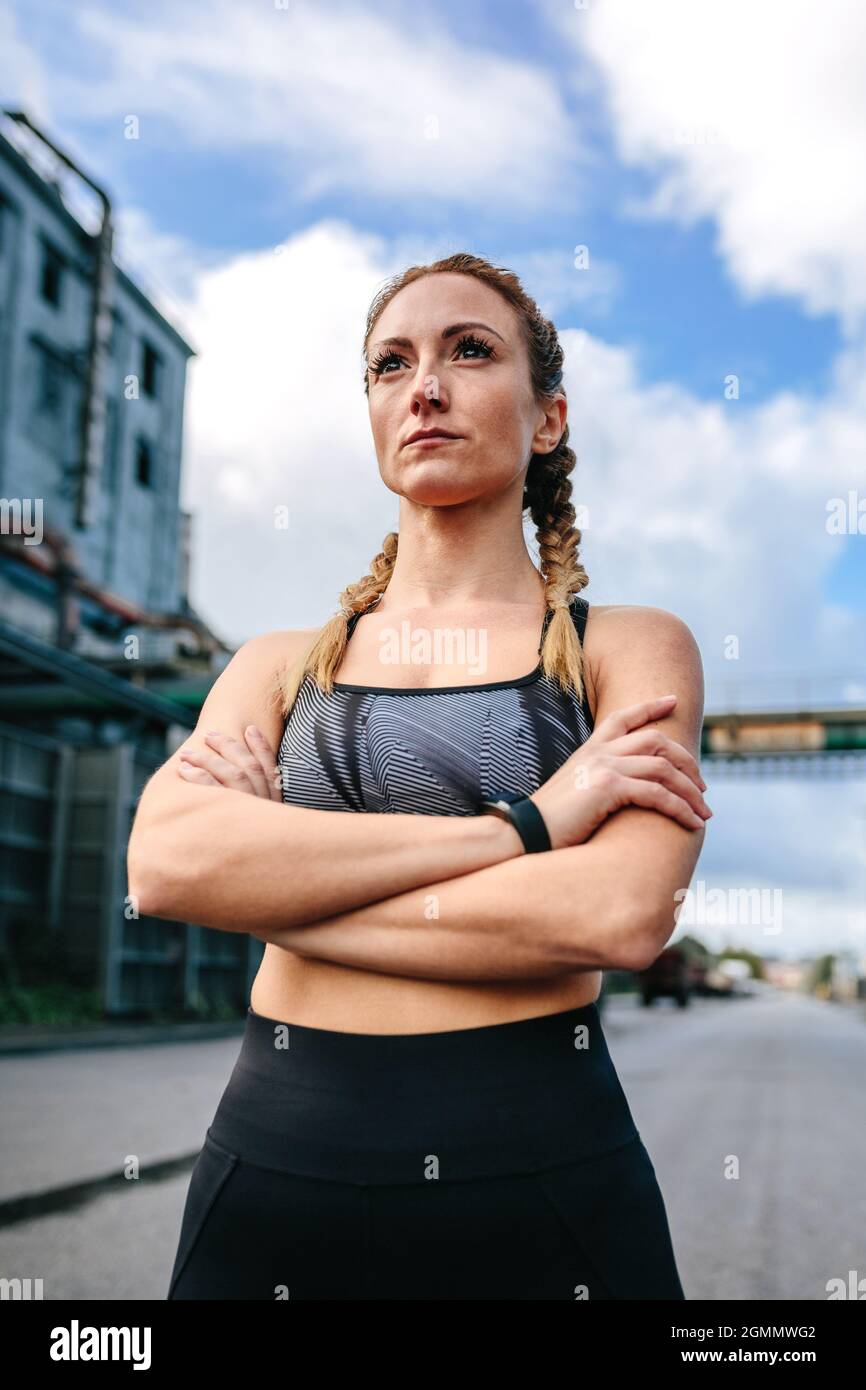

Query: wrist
left=477, top=791, right=551, bottom=855
left=477, top=807, right=526, bottom=859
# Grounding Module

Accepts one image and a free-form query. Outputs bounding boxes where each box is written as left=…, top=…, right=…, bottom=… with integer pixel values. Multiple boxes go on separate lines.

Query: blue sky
left=2, top=0, right=865, bottom=958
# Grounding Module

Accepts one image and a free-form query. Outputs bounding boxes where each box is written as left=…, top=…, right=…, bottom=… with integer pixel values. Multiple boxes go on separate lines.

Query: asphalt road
left=2, top=990, right=864, bottom=1300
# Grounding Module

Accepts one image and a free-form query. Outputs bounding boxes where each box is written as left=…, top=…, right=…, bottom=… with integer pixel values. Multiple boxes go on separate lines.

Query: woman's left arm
left=255, top=607, right=708, bottom=981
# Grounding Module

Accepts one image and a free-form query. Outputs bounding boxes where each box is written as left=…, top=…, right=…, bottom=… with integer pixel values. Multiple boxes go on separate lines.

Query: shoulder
left=224, top=626, right=321, bottom=674
left=584, top=603, right=700, bottom=657
left=582, top=603, right=704, bottom=744
left=206, top=626, right=321, bottom=713
left=194, top=627, right=322, bottom=753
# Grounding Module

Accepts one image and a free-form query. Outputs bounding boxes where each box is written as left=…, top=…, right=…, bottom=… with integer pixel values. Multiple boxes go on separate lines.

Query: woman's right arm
left=126, top=630, right=522, bottom=935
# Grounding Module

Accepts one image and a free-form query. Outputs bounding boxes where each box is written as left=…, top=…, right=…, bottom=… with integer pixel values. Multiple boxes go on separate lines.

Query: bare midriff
left=250, top=603, right=602, bottom=1034
left=250, top=954, right=602, bottom=1035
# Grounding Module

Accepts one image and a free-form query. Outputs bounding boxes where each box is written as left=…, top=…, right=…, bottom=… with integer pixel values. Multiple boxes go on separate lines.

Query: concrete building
left=0, top=109, right=223, bottom=669
left=0, top=113, right=252, bottom=1021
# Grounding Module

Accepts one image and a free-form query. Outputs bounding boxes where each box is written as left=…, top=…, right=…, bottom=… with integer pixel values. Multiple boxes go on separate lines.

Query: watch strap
left=479, top=793, right=552, bottom=854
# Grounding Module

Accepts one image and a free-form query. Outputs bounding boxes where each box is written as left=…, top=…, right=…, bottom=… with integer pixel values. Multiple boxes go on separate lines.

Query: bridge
left=702, top=672, right=866, bottom=778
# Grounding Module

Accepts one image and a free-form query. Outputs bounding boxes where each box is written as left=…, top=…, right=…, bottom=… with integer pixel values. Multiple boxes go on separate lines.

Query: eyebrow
left=367, top=321, right=507, bottom=357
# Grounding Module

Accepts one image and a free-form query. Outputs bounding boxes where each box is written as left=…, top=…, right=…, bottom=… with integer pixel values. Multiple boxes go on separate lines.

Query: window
left=40, top=241, right=64, bottom=307
left=36, top=349, right=65, bottom=416
left=141, top=340, right=161, bottom=397
left=134, top=436, right=154, bottom=487
left=26, top=338, right=77, bottom=458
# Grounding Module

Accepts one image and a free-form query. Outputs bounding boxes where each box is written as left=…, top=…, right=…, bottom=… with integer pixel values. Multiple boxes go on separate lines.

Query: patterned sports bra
left=276, top=595, right=594, bottom=816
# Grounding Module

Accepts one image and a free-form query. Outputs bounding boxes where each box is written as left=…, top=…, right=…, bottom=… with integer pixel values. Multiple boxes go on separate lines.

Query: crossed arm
left=129, top=609, right=707, bottom=982
left=251, top=807, right=706, bottom=980
left=255, top=607, right=708, bottom=980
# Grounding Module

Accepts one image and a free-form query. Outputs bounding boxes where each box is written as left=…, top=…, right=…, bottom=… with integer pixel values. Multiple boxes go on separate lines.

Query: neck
left=379, top=484, right=546, bottom=613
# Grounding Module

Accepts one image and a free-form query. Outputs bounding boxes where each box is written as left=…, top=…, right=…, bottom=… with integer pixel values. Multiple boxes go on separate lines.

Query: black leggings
left=167, top=1002, right=685, bottom=1300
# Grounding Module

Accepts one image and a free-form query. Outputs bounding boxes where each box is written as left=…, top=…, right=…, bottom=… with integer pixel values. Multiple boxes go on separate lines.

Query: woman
left=128, top=252, right=710, bottom=1300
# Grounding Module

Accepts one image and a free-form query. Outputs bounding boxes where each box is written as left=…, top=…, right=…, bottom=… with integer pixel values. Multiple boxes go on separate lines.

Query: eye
left=453, top=333, right=496, bottom=361
left=367, top=332, right=496, bottom=379
left=368, top=348, right=407, bottom=377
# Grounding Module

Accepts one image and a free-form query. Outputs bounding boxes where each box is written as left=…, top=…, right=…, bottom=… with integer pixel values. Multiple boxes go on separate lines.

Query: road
left=1, top=990, right=864, bottom=1300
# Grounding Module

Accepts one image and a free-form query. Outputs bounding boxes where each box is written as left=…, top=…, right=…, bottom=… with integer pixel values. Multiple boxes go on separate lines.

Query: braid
left=337, top=531, right=398, bottom=622
left=524, top=423, right=589, bottom=702
left=519, top=302, right=588, bottom=701
left=275, top=533, right=398, bottom=716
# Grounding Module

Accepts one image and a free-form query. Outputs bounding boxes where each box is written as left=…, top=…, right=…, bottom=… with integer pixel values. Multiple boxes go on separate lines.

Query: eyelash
left=368, top=333, right=496, bottom=377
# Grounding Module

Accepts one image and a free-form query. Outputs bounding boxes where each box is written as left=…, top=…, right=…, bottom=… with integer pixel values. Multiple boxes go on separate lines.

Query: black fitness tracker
left=478, top=790, right=552, bottom=854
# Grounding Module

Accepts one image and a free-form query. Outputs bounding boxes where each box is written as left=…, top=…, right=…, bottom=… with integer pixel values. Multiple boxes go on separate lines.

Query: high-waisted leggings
left=167, top=1001, right=685, bottom=1300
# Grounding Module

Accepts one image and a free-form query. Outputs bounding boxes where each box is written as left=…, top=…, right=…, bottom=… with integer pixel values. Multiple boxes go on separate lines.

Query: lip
left=403, top=429, right=463, bottom=447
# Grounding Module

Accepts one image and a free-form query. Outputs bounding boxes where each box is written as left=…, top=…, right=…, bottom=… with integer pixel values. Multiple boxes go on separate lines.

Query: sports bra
left=276, top=594, right=594, bottom=816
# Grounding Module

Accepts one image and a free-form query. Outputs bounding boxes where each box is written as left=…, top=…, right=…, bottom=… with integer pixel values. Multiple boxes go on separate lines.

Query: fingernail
left=246, top=726, right=260, bottom=737
left=205, top=730, right=220, bottom=737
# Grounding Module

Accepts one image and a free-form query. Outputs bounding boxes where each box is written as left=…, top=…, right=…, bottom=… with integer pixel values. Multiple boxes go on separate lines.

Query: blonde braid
left=275, top=532, right=398, bottom=716
left=525, top=426, right=589, bottom=702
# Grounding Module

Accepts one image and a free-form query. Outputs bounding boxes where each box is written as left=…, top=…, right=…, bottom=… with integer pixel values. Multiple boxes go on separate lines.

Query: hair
left=274, top=251, right=589, bottom=718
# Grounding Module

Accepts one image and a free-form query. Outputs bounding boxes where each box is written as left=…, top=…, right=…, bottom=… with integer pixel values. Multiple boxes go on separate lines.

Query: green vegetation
left=0, top=983, right=103, bottom=1026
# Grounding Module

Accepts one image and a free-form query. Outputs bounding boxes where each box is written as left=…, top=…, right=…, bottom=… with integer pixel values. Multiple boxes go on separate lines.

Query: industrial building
left=0, top=112, right=261, bottom=1021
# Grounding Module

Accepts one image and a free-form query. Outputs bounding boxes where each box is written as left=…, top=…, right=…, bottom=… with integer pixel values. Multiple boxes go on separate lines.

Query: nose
left=409, top=371, right=446, bottom=413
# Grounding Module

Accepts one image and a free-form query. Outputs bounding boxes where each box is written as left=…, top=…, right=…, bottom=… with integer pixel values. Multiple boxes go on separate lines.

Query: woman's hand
left=529, top=695, right=711, bottom=851
left=176, top=726, right=283, bottom=801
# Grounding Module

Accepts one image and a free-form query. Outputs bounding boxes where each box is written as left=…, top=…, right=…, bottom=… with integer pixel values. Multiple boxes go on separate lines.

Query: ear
left=531, top=394, right=567, bottom=455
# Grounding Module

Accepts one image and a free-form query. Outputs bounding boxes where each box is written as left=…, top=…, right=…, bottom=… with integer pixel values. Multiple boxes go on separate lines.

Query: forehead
left=369, top=272, right=515, bottom=343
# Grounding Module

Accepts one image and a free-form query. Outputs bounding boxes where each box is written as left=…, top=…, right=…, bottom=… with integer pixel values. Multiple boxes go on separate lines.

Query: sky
left=2, top=0, right=865, bottom=961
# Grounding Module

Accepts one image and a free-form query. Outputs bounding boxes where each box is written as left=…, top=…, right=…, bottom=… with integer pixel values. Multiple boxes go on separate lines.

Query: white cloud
left=175, top=220, right=405, bottom=645
left=563, top=324, right=866, bottom=690
left=113, top=205, right=220, bottom=326
left=36, top=0, right=584, bottom=209
left=552, top=0, right=866, bottom=330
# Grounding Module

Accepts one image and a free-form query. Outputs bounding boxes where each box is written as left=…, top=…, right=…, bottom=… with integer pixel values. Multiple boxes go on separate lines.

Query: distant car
left=704, top=958, right=754, bottom=998
left=638, top=946, right=691, bottom=1008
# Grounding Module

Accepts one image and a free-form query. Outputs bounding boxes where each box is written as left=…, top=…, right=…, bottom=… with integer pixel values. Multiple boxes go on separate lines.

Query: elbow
left=552, top=886, right=679, bottom=974
left=618, top=933, right=660, bottom=975
left=126, top=828, right=172, bottom=920
left=615, top=897, right=679, bottom=973
left=582, top=894, right=675, bottom=974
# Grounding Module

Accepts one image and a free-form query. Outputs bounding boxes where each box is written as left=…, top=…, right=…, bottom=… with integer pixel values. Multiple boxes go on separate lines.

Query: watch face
left=488, top=790, right=522, bottom=805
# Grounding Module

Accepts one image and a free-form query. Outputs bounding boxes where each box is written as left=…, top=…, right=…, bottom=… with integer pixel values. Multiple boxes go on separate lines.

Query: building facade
left=0, top=115, right=251, bottom=1022
left=0, top=113, right=198, bottom=662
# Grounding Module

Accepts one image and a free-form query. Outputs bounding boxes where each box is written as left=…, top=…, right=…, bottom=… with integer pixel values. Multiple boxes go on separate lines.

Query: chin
left=378, top=460, right=481, bottom=507
left=383, top=453, right=508, bottom=508
left=398, top=478, right=487, bottom=507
